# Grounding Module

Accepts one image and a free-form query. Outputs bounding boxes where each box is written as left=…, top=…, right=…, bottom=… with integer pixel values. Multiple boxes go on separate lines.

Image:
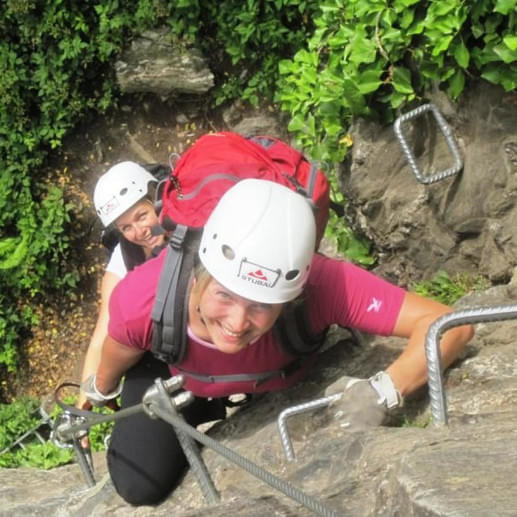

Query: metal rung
left=394, top=103, right=463, bottom=184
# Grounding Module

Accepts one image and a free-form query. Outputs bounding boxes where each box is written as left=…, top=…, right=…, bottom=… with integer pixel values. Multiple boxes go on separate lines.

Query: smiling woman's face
left=115, top=199, right=163, bottom=254
left=191, top=278, right=284, bottom=354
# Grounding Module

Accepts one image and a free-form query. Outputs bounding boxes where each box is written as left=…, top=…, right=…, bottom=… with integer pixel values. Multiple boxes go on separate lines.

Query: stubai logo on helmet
left=237, top=259, right=280, bottom=289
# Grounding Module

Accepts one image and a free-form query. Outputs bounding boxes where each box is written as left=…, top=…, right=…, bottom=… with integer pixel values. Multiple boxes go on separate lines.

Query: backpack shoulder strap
left=273, top=299, right=329, bottom=357
left=150, top=226, right=199, bottom=364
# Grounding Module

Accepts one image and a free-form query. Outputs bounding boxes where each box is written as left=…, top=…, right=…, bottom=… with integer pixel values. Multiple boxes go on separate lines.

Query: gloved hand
left=324, top=371, right=402, bottom=431
left=80, top=374, right=123, bottom=408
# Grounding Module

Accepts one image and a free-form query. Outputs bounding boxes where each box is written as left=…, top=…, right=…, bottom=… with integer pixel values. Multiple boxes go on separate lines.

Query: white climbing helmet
left=199, top=179, right=317, bottom=304
left=94, top=161, right=157, bottom=227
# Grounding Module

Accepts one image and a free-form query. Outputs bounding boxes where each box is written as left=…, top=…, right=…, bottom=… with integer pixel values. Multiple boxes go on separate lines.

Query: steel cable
left=150, top=403, right=344, bottom=517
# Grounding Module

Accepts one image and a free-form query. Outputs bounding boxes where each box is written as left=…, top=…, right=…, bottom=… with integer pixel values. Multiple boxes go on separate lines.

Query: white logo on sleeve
left=367, top=297, right=382, bottom=313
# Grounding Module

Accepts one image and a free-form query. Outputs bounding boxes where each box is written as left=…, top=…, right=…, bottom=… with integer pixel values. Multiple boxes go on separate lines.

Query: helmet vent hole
left=222, top=245, right=235, bottom=260
left=285, top=269, right=299, bottom=281
left=201, top=247, right=207, bottom=254
left=212, top=233, right=218, bottom=240
left=119, top=187, right=128, bottom=196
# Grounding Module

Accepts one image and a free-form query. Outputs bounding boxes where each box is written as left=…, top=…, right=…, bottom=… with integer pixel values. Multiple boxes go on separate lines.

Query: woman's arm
left=386, top=291, right=474, bottom=396
left=77, top=271, right=121, bottom=408
left=95, top=335, right=145, bottom=395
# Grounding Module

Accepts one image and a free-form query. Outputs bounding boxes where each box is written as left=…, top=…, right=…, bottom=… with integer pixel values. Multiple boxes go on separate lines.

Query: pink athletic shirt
left=108, top=249, right=405, bottom=398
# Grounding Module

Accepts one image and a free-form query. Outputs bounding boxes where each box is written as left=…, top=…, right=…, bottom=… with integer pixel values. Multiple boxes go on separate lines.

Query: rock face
left=115, top=28, right=214, bottom=97
left=341, top=81, right=517, bottom=286
left=2, top=284, right=517, bottom=516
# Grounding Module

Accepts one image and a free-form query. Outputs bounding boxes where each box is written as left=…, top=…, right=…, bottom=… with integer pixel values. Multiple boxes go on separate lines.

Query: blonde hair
left=191, top=263, right=213, bottom=299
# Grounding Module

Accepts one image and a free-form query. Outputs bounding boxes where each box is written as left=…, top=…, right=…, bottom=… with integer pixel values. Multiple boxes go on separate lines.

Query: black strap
left=151, top=225, right=187, bottom=362
left=151, top=226, right=200, bottom=364
left=176, top=358, right=304, bottom=388
left=273, top=300, right=328, bottom=357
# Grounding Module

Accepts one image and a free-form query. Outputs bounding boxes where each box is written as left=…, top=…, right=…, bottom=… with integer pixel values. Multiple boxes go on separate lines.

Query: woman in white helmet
left=82, top=178, right=473, bottom=506
left=77, top=161, right=166, bottom=409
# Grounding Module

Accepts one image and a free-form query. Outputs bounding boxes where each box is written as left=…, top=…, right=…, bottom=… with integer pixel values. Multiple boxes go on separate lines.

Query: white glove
left=324, top=371, right=403, bottom=431
left=80, top=374, right=123, bottom=408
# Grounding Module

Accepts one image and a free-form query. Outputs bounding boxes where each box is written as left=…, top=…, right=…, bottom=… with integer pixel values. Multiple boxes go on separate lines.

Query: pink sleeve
left=306, top=254, right=406, bottom=336
left=107, top=258, right=162, bottom=350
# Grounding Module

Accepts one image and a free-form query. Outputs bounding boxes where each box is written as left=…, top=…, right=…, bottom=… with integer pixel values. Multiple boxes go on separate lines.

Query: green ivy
left=324, top=171, right=375, bottom=266
left=412, top=270, right=489, bottom=305
left=198, top=0, right=320, bottom=107
left=0, top=396, right=75, bottom=469
left=276, top=0, right=517, bottom=167
left=0, top=395, right=114, bottom=469
left=275, top=0, right=516, bottom=258
left=0, top=0, right=175, bottom=371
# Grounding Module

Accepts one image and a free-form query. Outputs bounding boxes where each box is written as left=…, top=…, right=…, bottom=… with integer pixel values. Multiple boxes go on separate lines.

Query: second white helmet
left=94, top=161, right=157, bottom=227
left=199, top=179, right=317, bottom=304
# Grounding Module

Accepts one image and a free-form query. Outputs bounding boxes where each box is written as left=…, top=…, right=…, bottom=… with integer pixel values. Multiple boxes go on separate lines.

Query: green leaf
left=340, top=78, right=367, bottom=114
left=494, top=0, right=517, bottom=15
left=447, top=69, right=465, bottom=99
left=503, top=35, right=517, bottom=52
left=357, top=69, right=383, bottom=94
left=288, top=114, right=308, bottom=134
left=481, top=65, right=503, bottom=85
left=432, top=34, right=454, bottom=56
left=348, top=34, right=378, bottom=65
left=496, top=65, right=517, bottom=91
left=0, top=235, right=30, bottom=270
left=389, top=90, right=406, bottom=108
left=471, top=23, right=485, bottom=39
left=399, top=9, right=415, bottom=29
left=392, top=66, right=414, bottom=94
left=492, top=43, right=517, bottom=64
left=278, top=59, right=294, bottom=75
left=453, top=39, right=470, bottom=68
left=396, top=0, right=420, bottom=8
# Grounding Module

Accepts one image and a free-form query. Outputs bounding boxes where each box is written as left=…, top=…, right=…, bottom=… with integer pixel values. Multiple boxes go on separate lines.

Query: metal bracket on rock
left=425, top=304, right=517, bottom=426
left=277, top=394, right=341, bottom=461
left=394, top=103, right=463, bottom=184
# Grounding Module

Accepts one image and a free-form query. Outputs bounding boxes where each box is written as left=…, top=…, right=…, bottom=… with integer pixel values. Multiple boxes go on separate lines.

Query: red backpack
left=151, top=132, right=331, bottom=369
left=159, top=132, right=330, bottom=243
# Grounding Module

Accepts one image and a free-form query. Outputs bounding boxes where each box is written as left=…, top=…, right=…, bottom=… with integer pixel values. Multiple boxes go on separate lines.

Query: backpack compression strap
left=150, top=225, right=196, bottom=364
